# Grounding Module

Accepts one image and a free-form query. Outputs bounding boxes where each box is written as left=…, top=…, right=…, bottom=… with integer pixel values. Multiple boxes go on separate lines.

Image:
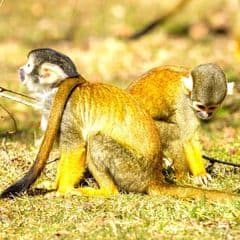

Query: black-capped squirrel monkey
left=1, top=49, right=237, bottom=201
left=128, top=65, right=234, bottom=185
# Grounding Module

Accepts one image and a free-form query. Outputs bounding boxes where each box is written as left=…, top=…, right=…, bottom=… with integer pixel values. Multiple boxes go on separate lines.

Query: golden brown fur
left=128, top=65, right=228, bottom=184
left=1, top=50, right=237, bottom=202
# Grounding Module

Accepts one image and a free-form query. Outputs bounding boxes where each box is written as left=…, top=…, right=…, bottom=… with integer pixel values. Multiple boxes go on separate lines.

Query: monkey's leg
left=155, top=120, right=180, bottom=150
left=155, top=121, right=188, bottom=179
left=183, top=137, right=211, bottom=185
left=75, top=157, right=119, bottom=197
left=75, top=133, right=156, bottom=196
left=70, top=134, right=119, bottom=197
left=55, top=147, right=86, bottom=194
left=167, top=140, right=189, bottom=180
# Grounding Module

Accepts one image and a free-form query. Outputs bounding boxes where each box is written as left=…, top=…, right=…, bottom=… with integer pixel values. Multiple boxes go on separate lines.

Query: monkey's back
left=65, top=82, right=161, bottom=160
left=128, top=66, right=189, bottom=121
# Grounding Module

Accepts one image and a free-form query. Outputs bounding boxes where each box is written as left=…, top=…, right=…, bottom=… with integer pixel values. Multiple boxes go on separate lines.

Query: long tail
left=0, top=77, right=84, bottom=198
left=148, top=183, right=239, bottom=202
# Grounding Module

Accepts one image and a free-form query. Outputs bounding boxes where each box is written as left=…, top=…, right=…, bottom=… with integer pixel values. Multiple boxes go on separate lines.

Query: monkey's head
left=182, top=63, right=233, bottom=120
left=18, top=48, right=79, bottom=93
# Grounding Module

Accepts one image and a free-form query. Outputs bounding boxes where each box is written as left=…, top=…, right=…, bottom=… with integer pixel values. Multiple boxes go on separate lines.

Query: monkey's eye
left=196, top=104, right=206, bottom=111
left=23, top=61, right=34, bottom=74
left=207, top=105, right=219, bottom=112
left=192, top=101, right=206, bottom=111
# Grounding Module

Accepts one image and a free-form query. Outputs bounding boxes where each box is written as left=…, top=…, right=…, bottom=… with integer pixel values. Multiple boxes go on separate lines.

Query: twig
left=0, top=86, right=35, bottom=99
left=125, top=0, right=190, bottom=40
left=47, top=157, right=60, bottom=165
left=0, top=86, right=39, bottom=109
left=203, top=154, right=240, bottom=168
left=0, top=103, right=18, bottom=134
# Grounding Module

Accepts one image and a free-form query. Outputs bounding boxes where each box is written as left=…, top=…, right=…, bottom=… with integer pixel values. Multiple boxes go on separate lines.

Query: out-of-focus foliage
left=0, top=0, right=240, bottom=143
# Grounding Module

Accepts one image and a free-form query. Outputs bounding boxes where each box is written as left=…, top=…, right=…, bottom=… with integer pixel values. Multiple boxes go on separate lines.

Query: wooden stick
left=0, top=92, right=39, bottom=109
left=0, top=86, right=35, bottom=99
left=125, top=0, right=190, bottom=40
left=0, top=87, right=40, bottom=109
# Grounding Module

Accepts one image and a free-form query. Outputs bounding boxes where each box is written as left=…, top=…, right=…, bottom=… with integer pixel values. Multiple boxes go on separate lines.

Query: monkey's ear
left=181, top=75, right=193, bottom=95
left=227, top=82, right=234, bottom=95
left=39, top=63, right=67, bottom=84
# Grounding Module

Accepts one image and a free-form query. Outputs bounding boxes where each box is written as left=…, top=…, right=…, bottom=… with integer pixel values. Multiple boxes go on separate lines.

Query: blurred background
left=1, top=0, right=240, bottom=159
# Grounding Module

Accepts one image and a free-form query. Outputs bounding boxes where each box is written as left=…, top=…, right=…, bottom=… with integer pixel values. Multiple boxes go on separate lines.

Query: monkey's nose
left=19, top=68, right=25, bottom=82
left=197, top=111, right=209, bottom=120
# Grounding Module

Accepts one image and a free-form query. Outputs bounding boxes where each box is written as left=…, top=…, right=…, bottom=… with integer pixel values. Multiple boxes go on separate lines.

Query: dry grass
left=1, top=1, right=240, bottom=239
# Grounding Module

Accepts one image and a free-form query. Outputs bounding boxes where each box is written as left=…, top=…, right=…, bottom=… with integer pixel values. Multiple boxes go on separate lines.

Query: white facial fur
left=18, top=55, right=38, bottom=93
left=18, top=55, right=68, bottom=130
left=227, top=82, right=234, bottom=95
left=19, top=55, right=35, bottom=88
left=19, top=56, right=68, bottom=94
left=38, top=62, right=68, bottom=85
left=22, top=55, right=35, bottom=74
left=181, top=75, right=193, bottom=94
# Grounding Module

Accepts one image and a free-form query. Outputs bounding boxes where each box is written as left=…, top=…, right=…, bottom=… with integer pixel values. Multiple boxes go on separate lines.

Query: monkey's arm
left=155, top=120, right=208, bottom=183
left=56, top=147, right=86, bottom=194
left=183, top=134, right=211, bottom=184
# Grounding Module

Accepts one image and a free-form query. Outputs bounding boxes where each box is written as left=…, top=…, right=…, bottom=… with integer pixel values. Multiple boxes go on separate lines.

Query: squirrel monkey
left=0, top=49, right=238, bottom=201
left=128, top=65, right=233, bottom=185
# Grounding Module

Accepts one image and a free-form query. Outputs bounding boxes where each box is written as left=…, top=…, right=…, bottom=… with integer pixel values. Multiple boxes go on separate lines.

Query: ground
left=0, top=1, right=240, bottom=239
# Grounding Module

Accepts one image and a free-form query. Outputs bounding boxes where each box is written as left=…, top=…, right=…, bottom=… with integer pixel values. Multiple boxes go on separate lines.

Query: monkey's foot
left=56, top=186, right=119, bottom=197
left=192, top=173, right=212, bottom=185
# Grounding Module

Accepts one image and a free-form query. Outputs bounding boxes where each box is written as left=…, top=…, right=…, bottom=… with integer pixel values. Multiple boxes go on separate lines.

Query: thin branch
left=126, top=0, right=190, bottom=40
left=0, top=92, right=39, bottom=109
left=0, top=86, right=36, bottom=100
left=0, top=103, right=18, bottom=134
left=0, top=86, right=39, bottom=109
left=47, top=157, right=60, bottom=165
left=203, top=154, right=240, bottom=168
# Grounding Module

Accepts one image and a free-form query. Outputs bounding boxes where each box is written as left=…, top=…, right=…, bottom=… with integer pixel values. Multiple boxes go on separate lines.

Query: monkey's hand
left=183, top=139, right=212, bottom=185
left=192, top=174, right=212, bottom=185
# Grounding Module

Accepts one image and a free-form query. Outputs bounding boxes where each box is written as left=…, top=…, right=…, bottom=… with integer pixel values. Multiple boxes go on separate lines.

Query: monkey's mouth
left=195, top=111, right=213, bottom=120
left=18, top=68, right=25, bottom=82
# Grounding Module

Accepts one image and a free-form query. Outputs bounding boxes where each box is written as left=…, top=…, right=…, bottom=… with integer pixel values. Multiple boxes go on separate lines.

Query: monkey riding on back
left=0, top=48, right=238, bottom=201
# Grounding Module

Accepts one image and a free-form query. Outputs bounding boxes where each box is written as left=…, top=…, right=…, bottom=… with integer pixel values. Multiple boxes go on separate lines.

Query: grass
left=0, top=124, right=240, bottom=240
left=1, top=1, right=240, bottom=239
left=1, top=194, right=240, bottom=240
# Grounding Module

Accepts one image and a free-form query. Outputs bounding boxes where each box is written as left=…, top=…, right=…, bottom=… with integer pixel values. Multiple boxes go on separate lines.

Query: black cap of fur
left=28, top=48, right=79, bottom=78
